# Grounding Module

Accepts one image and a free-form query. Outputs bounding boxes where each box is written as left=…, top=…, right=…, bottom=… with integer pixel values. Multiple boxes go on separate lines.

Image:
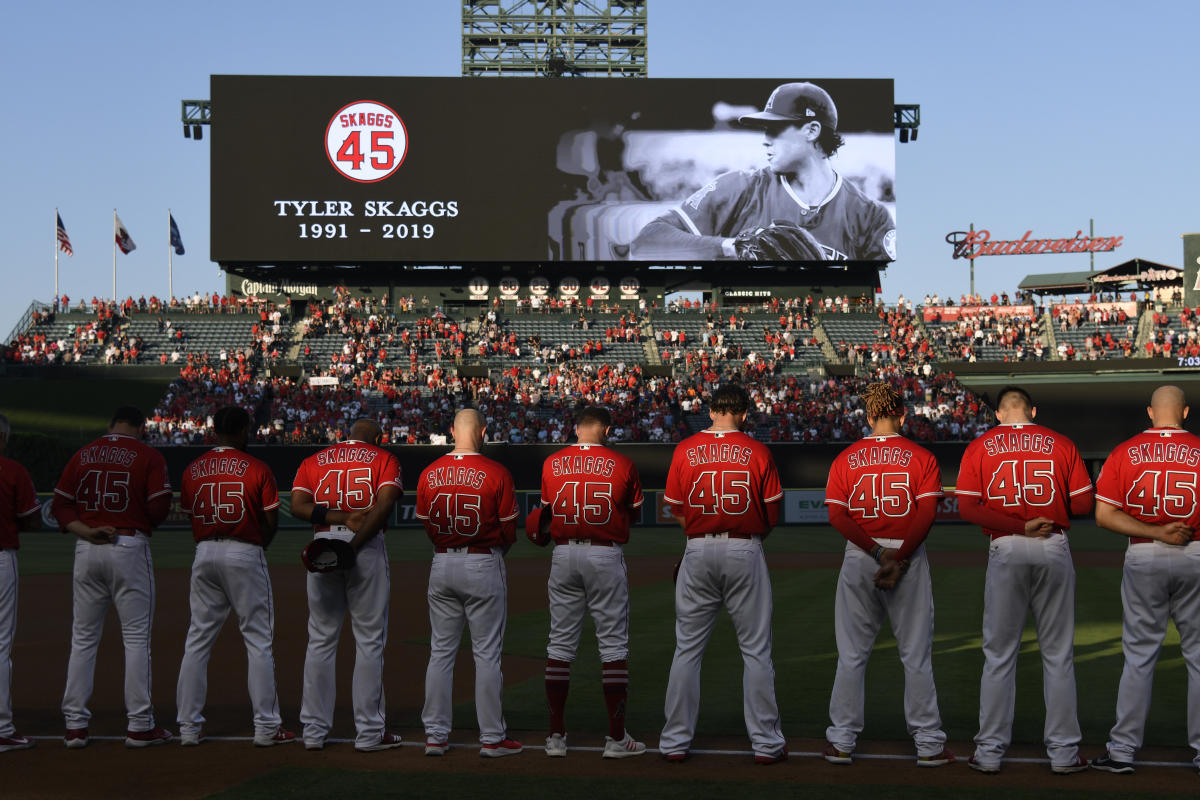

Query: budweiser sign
left=946, top=229, right=1123, bottom=260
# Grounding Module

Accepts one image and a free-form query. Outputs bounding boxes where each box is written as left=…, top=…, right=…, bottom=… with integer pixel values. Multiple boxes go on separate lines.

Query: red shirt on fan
left=540, top=443, right=644, bottom=544
left=663, top=429, right=783, bottom=537
left=52, top=433, right=172, bottom=534
left=416, top=451, right=519, bottom=549
left=291, top=440, right=403, bottom=532
left=0, top=456, right=40, bottom=549
left=955, top=422, right=1093, bottom=539
left=181, top=446, right=280, bottom=546
left=1095, top=427, right=1200, bottom=544
left=825, top=433, right=943, bottom=560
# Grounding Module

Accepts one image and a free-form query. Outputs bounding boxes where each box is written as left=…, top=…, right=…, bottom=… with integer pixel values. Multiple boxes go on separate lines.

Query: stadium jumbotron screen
left=210, top=75, right=895, bottom=266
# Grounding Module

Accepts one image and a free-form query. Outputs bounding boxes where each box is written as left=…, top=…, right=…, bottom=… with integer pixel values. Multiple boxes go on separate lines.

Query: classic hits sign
left=210, top=75, right=896, bottom=265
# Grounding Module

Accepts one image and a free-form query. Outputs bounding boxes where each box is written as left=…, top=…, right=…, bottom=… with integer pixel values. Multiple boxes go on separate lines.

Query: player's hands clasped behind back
left=1023, top=517, right=1056, bottom=538
left=75, top=525, right=117, bottom=545
left=872, top=548, right=909, bottom=591
left=1155, top=521, right=1192, bottom=546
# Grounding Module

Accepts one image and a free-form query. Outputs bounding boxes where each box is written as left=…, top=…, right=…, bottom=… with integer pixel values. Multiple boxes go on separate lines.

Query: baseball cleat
left=0, top=734, right=35, bottom=753
left=917, top=749, right=956, bottom=768
left=603, top=732, right=646, bottom=759
left=64, top=728, right=89, bottom=749
left=425, top=740, right=449, bottom=756
left=967, top=756, right=1000, bottom=774
left=545, top=732, right=567, bottom=757
left=356, top=733, right=403, bottom=752
left=1051, top=755, right=1090, bottom=774
left=662, top=750, right=690, bottom=763
left=179, top=731, right=204, bottom=747
left=822, top=743, right=853, bottom=765
left=125, top=726, right=173, bottom=748
left=1090, top=753, right=1135, bottom=774
left=304, top=739, right=325, bottom=751
left=480, top=738, right=523, bottom=757
left=754, top=747, right=787, bottom=765
left=254, top=728, right=296, bottom=747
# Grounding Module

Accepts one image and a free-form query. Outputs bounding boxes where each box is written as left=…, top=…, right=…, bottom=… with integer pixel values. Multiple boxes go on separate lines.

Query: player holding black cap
left=631, top=81, right=895, bottom=262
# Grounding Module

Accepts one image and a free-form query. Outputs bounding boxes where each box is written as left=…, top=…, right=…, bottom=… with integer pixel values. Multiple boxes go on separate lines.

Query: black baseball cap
left=739, top=82, right=838, bottom=131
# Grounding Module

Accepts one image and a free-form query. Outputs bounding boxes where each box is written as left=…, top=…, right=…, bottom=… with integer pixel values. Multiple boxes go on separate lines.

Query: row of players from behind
left=0, top=383, right=1197, bottom=775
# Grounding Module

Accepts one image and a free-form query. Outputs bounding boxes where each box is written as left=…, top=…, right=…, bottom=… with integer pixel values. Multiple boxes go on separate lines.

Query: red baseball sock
left=601, top=660, right=628, bottom=740
left=545, top=659, right=571, bottom=735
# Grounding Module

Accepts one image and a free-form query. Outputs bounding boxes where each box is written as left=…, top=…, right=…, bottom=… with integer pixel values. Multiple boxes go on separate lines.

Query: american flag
left=56, top=212, right=73, bottom=256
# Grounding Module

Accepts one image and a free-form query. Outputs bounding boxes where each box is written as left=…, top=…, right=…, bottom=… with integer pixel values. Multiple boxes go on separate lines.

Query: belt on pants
left=435, top=546, right=494, bottom=555
left=114, top=528, right=148, bottom=537
left=686, top=532, right=754, bottom=540
left=555, top=538, right=613, bottom=546
left=989, top=530, right=1065, bottom=541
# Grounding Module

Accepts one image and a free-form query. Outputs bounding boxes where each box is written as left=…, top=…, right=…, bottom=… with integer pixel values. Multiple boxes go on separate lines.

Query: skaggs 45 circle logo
left=325, top=100, right=408, bottom=183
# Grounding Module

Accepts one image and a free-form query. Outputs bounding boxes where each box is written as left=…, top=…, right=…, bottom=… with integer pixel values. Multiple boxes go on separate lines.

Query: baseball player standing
left=176, top=406, right=293, bottom=747
left=822, top=383, right=952, bottom=767
left=659, top=384, right=787, bottom=764
left=417, top=408, right=523, bottom=758
left=527, top=406, right=646, bottom=759
left=631, top=81, right=895, bottom=263
left=954, top=386, right=1094, bottom=774
left=0, top=413, right=41, bottom=754
left=1090, top=385, right=1200, bottom=774
left=52, top=405, right=173, bottom=748
left=291, top=418, right=403, bottom=752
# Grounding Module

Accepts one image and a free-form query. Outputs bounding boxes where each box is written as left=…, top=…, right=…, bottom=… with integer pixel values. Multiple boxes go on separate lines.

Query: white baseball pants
left=422, top=549, right=508, bottom=745
left=827, top=542, right=946, bottom=757
left=0, top=550, right=17, bottom=737
left=176, top=539, right=282, bottom=738
left=1106, top=541, right=1200, bottom=767
left=660, top=535, right=785, bottom=758
left=300, top=534, right=390, bottom=749
left=62, top=535, right=158, bottom=732
left=974, top=534, right=1081, bottom=768
left=547, top=542, right=630, bottom=663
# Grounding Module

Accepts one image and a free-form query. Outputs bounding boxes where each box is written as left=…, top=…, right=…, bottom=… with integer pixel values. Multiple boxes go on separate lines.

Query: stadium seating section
left=4, top=294, right=1165, bottom=446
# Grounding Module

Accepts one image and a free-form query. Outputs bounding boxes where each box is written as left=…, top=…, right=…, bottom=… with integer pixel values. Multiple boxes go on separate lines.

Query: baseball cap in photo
left=739, top=82, right=838, bottom=131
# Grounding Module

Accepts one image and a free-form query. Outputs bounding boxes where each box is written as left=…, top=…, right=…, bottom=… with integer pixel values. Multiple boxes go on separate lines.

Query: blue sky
left=2, top=0, right=1197, bottom=334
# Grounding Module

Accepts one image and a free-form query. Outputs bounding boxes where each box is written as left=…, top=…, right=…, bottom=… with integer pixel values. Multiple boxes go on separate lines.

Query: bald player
left=1090, top=386, right=1200, bottom=774
left=955, top=386, right=1094, bottom=775
left=418, top=409, right=523, bottom=758
left=291, top=419, right=403, bottom=752
left=0, top=413, right=41, bottom=754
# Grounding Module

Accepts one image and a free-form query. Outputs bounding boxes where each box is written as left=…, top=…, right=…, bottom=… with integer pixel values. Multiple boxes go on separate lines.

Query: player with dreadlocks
left=820, top=382, right=954, bottom=767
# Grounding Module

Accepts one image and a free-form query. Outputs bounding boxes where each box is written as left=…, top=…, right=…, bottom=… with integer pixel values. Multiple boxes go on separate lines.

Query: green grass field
left=207, top=769, right=1198, bottom=800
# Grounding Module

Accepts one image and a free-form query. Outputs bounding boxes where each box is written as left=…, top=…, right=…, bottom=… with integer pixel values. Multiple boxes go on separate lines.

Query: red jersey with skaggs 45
left=291, top=439, right=403, bottom=524
left=1095, top=427, right=1200, bottom=545
left=53, top=433, right=172, bottom=533
left=416, top=452, right=519, bottom=549
left=955, top=422, right=1092, bottom=539
left=181, top=446, right=280, bottom=546
left=664, top=429, right=783, bottom=536
left=541, top=443, right=644, bottom=544
left=825, top=434, right=943, bottom=539
left=659, top=168, right=895, bottom=261
left=0, top=455, right=40, bottom=549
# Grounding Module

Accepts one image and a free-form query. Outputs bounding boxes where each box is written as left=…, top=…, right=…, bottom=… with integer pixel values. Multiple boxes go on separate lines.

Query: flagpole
left=112, top=208, right=117, bottom=301
left=168, top=208, right=174, bottom=301
left=54, top=208, right=59, bottom=307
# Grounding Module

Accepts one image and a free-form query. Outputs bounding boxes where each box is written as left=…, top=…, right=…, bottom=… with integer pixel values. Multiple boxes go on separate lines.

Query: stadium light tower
left=462, top=0, right=648, bottom=77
